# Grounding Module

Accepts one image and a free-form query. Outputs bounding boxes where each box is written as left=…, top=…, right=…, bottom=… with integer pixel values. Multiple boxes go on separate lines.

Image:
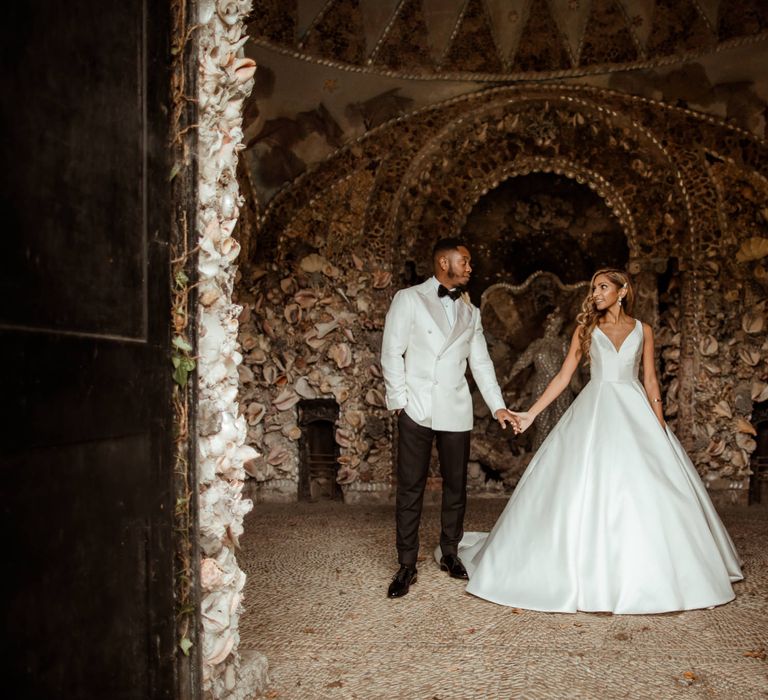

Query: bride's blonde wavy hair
left=576, top=268, right=635, bottom=363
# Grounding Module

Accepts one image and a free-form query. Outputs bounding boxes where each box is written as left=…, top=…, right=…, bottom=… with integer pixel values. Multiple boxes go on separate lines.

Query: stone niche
left=237, top=83, right=768, bottom=507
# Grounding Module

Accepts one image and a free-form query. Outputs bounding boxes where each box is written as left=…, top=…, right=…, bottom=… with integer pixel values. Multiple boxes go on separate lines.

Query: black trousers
left=396, top=410, right=471, bottom=567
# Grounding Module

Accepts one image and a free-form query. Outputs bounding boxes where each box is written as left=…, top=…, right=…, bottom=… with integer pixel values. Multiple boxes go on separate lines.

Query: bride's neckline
left=595, top=318, right=639, bottom=354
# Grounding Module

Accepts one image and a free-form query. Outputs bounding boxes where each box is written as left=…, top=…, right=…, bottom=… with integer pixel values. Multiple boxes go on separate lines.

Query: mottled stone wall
left=237, top=83, right=768, bottom=505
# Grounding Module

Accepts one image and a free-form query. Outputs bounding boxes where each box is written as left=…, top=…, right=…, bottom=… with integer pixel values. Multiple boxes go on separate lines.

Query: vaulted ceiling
left=247, top=0, right=768, bottom=78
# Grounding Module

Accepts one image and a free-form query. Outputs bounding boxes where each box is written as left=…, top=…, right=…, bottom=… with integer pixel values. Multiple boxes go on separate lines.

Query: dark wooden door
left=1, top=2, right=178, bottom=697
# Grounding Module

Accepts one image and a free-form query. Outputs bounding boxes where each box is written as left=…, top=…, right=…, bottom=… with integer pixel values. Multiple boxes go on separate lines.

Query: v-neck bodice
left=590, top=319, right=642, bottom=383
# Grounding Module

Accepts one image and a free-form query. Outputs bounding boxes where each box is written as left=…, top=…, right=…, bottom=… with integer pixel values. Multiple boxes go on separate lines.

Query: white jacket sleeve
left=380, top=290, right=411, bottom=410
left=468, top=307, right=506, bottom=415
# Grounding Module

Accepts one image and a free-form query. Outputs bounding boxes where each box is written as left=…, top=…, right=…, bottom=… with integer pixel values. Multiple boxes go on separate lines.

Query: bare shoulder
left=640, top=321, right=655, bottom=340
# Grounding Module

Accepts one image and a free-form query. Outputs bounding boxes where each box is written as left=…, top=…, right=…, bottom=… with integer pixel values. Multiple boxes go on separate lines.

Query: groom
left=381, top=237, right=516, bottom=598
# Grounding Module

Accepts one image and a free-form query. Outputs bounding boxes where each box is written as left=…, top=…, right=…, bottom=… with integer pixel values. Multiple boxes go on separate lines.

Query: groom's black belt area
left=438, top=285, right=462, bottom=301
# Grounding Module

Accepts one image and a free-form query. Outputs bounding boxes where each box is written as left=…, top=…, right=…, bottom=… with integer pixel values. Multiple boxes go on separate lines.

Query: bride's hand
left=511, top=412, right=534, bottom=434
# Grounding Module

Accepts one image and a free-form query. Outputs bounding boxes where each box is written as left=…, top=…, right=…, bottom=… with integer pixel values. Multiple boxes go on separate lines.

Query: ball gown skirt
left=443, top=320, right=743, bottom=614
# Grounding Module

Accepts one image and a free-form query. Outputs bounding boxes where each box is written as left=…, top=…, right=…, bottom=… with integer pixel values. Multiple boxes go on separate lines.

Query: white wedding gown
left=449, top=319, right=743, bottom=614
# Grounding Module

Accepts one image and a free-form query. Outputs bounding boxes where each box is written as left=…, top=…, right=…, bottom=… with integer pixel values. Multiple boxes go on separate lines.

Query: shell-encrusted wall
left=237, top=173, right=396, bottom=498
left=196, top=0, right=266, bottom=697
left=239, top=84, right=768, bottom=506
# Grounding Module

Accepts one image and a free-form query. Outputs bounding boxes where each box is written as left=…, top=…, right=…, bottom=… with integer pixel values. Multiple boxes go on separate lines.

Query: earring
left=618, top=297, right=623, bottom=307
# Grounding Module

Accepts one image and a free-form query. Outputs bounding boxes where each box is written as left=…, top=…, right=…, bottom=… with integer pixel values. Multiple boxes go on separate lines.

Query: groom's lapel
left=416, top=281, right=450, bottom=338
left=441, top=298, right=472, bottom=352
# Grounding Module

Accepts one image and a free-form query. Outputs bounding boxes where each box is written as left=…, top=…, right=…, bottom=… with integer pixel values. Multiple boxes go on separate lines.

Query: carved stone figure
left=504, top=309, right=573, bottom=450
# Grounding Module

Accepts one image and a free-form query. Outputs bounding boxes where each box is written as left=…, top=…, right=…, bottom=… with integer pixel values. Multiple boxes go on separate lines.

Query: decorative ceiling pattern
left=247, top=0, right=768, bottom=78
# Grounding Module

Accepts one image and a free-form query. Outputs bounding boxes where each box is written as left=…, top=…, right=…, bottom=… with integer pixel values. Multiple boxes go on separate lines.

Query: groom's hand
left=494, top=408, right=519, bottom=431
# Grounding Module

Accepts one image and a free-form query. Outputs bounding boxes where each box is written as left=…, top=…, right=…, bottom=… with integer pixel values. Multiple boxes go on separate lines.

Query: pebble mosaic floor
left=239, top=499, right=768, bottom=699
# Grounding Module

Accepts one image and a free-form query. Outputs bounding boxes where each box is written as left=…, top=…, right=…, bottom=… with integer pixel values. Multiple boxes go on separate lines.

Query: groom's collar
left=430, top=275, right=456, bottom=292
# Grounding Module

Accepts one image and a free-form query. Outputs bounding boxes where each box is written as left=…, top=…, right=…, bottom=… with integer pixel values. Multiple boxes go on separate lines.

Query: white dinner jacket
left=380, top=278, right=506, bottom=432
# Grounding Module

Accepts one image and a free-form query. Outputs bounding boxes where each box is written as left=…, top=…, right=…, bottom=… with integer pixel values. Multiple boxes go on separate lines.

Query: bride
left=453, top=269, right=743, bottom=614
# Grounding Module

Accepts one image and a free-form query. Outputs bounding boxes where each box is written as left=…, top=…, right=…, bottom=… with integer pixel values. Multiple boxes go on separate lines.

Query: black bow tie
left=438, top=284, right=462, bottom=301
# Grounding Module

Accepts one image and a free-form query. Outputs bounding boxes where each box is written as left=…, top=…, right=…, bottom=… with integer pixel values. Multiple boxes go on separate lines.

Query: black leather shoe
left=387, top=565, right=417, bottom=598
left=439, top=553, right=469, bottom=579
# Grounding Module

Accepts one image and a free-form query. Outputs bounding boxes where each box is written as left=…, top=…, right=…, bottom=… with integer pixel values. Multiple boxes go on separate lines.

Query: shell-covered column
left=196, top=0, right=266, bottom=696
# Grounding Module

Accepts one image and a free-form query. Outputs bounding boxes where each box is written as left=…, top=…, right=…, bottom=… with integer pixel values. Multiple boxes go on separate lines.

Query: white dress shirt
left=430, top=275, right=457, bottom=328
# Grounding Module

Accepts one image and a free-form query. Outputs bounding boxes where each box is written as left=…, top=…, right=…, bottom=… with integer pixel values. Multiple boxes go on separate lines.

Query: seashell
left=284, top=303, right=301, bottom=325
left=262, top=319, right=276, bottom=338
left=233, top=58, right=257, bottom=84
left=699, top=335, right=718, bottom=356
left=328, top=342, right=353, bottom=369
left=369, top=364, right=382, bottom=378
left=335, top=428, right=352, bottom=448
left=735, top=432, right=756, bottom=452
left=702, top=261, right=719, bottom=276
left=304, top=330, right=326, bottom=350
left=273, top=389, right=300, bottom=411
left=356, top=297, right=370, bottom=314
left=240, top=333, right=258, bottom=351
left=295, top=376, right=317, bottom=399
left=737, top=347, right=761, bottom=366
left=342, top=326, right=356, bottom=343
left=247, top=348, right=268, bottom=366
left=351, top=253, right=364, bottom=271
left=702, top=363, right=720, bottom=375
left=706, top=438, right=725, bottom=456
left=662, top=347, right=680, bottom=361
left=336, top=466, right=358, bottom=485
left=713, top=401, right=733, bottom=419
left=731, top=450, right=747, bottom=469
left=280, top=277, right=296, bottom=294
left=742, top=310, right=765, bottom=334
left=724, top=289, right=740, bottom=302
left=267, top=446, right=291, bottom=466
left=262, top=365, right=278, bottom=385
left=365, top=388, right=386, bottom=407
left=245, top=402, right=266, bottom=425
left=206, top=634, right=236, bottom=666
left=751, top=380, right=768, bottom=402
left=294, top=289, right=318, bottom=309
left=299, top=253, right=329, bottom=274
left=238, top=365, right=254, bottom=384
left=282, top=424, right=302, bottom=441
left=736, top=237, right=768, bottom=263
left=322, top=263, right=341, bottom=278
left=344, top=410, right=366, bottom=429
left=755, top=264, right=768, bottom=282
left=735, top=417, right=757, bottom=435
left=333, top=386, right=350, bottom=403
left=337, top=454, right=360, bottom=467
left=372, top=270, right=392, bottom=289
left=199, top=285, right=222, bottom=306
left=315, top=320, right=339, bottom=339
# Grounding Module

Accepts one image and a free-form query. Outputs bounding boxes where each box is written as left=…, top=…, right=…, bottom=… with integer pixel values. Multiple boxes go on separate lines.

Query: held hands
left=510, top=411, right=534, bottom=434
left=494, top=409, right=520, bottom=431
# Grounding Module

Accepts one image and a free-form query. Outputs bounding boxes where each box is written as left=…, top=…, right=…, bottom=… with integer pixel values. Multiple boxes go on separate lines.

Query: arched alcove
left=461, top=172, right=629, bottom=298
